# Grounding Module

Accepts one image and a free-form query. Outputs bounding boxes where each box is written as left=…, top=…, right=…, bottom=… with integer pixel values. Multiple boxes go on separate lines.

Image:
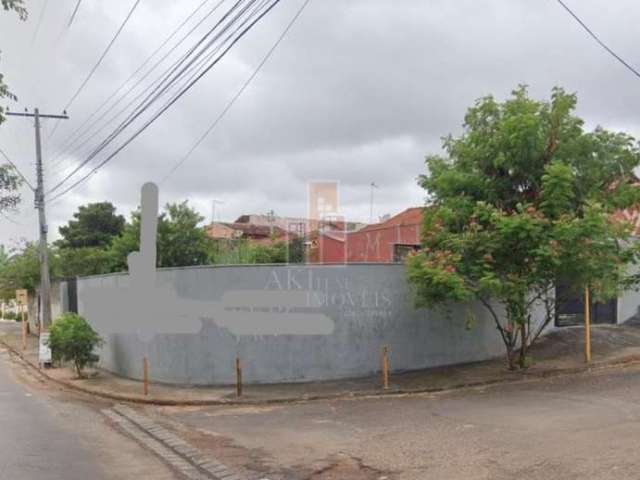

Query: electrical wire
left=74, top=0, right=265, bottom=170
left=48, top=0, right=143, bottom=140
left=47, top=0, right=282, bottom=202
left=0, top=148, right=35, bottom=192
left=47, top=0, right=261, bottom=194
left=49, top=0, right=220, bottom=166
left=555, top=0, right=640, bottom=80
left=30, top=0, right=48, bottom=45
left=161, top=0, right=312, bottom=183
left=67, top=0, right=83, bottom=27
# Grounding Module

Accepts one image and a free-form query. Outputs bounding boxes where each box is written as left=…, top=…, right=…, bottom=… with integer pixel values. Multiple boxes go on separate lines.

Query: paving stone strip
left=107, top=404, right=263, bottom=480
left=103, top=409, right=211, bottom=480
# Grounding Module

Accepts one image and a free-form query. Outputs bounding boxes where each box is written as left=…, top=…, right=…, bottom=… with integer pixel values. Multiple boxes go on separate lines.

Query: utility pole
left=266, top=209, right=276, bottom=236
left=369, top=182, right=379, bottom=224
left=211, top=199, right=224, bottom=224
left=6, top=108, right=69, bottom=332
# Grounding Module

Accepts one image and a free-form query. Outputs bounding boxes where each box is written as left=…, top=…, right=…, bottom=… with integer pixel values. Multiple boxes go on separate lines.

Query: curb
left=3, top=337, right=640, bottom=407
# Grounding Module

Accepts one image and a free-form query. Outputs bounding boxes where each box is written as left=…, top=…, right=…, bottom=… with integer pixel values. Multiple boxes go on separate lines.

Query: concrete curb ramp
left=104, top=405, right=265, bottom=480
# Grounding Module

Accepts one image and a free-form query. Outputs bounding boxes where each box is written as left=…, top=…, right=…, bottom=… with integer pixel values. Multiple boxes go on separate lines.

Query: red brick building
left=315, top=207, right=423, bottom=263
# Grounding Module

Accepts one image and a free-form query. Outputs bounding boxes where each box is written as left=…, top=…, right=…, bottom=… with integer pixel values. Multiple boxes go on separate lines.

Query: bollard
left=236, top=357, right=243, bottom=397
left=143, top=357, right=149, bottom=396
left=381, top=345, right=390, bottom=390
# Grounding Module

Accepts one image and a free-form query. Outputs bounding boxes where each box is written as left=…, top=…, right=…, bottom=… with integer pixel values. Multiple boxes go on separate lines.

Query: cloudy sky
left=0, top=0, right=639, bottom=246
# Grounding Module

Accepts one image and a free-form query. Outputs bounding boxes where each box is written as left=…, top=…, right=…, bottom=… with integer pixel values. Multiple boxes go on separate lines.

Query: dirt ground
left=7, top=319, right=640, bottom=479
left=143, top=363, right=640, bottom=479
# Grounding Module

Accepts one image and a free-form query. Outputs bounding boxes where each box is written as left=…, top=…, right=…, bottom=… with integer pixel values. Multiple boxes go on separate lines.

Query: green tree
left=110, top=201, right=210, bottom=270
left=56, top=247, right=113, bottom=278
left=0, top=1, right=27, bottom=211
left=0, top=242, right=50, bottom=296
left=407, top=86, right=640, bottom=369
left=0, top=1, right=26, bottom=124
left=206, top=238, right=304, bottom=265
left=56, top=202, right=125, bottom=249
left=0, top=165, right=20, bottom=212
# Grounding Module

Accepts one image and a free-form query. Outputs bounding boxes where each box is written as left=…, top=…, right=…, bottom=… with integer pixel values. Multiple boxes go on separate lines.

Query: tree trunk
left=75, top=361, right=84, bottom=379
left=506, top=348, right=518, bottom=370
left=518, top=324, right=528, bottom=369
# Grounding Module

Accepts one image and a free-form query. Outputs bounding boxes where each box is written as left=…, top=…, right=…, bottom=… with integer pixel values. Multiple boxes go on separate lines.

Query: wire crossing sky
left=1, top=0, right=640, bottom=244
left=46, top=0, right=284, bottom=202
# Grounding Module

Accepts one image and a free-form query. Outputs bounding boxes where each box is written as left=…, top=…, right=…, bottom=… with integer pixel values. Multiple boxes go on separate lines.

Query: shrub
left=48, top=313, right=103, bottom=378
left=2, top=311, right=24, bottom=321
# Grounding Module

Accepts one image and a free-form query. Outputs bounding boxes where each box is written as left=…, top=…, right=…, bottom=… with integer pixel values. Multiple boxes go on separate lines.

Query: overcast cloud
left=1, top=0, right=639, bottom=245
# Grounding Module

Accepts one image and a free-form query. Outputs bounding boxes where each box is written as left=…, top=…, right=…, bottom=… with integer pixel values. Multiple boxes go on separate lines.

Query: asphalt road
left=147, top=364, right=640, bottom=480
left=0, top=346, right=177, bottom=480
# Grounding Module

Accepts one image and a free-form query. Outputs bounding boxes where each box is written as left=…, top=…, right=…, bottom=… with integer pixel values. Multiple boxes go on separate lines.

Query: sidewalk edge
left=3, top=337, right=640, bottom=406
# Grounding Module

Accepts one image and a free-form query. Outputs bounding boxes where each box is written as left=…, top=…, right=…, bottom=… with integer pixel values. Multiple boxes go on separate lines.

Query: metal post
left=584, top=287, right=591, bottom=363
left=236, top=357, right=243, bottom=397
left=381, top=345, right=390, bottom=390
left=143, top=357, right=149, bottom=396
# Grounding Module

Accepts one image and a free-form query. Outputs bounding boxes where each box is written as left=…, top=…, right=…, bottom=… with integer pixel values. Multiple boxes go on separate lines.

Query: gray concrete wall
left=77, top=264, right=512, bottom=385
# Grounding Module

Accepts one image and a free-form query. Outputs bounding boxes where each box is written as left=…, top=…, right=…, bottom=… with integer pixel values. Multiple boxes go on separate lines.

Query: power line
left=0, top=212, right=22, bottom=225
left=46, top=0, right=244, bottom=188
left=47, top=0, right=261, bottom=192
left=0, top=148, right=35, bottom=191
left=48, top=0, right=143, bottom=140
left=48, top=0, right=222, bottom=168
left=161, top=0, right=312, bottom=183
left=73, top=0, right=266, bottom=172
left=47, top=0, right=263, bottom=194
left=555, top=0, right=640, bottom=80
left=67, top=0, right=83, bottom=28
left=47, top=0, right=282, bottom=203
left=30, top=0, right=48, bottom=45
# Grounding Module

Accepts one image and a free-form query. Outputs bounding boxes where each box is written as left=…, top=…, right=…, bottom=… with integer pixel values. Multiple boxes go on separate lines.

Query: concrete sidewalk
left=2, top=320, right=640, bottom=405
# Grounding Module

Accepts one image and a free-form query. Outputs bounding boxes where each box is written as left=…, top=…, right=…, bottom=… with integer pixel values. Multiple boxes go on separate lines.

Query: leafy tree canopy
left=0, top=242, right=43, bottom=298
left=0, top=0, right=27, bottom=210
left=0, top=164, right=20, bottom=212
left=408, top=86, right=640, bottom=369
left=56, top=202, right=125, bottom=249
left=110, top=201, right=210, bottom=270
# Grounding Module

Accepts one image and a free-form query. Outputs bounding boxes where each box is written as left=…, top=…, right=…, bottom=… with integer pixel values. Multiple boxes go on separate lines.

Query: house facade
left=206, top=222, right=290, bottom=245
left=315, top=207, right=423, bottom=263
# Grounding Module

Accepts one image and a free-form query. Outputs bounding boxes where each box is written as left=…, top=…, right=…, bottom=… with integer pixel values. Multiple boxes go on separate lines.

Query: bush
left=48, top=313, right=103, bottom=378
left=1, top=311, right=24, bottom=321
